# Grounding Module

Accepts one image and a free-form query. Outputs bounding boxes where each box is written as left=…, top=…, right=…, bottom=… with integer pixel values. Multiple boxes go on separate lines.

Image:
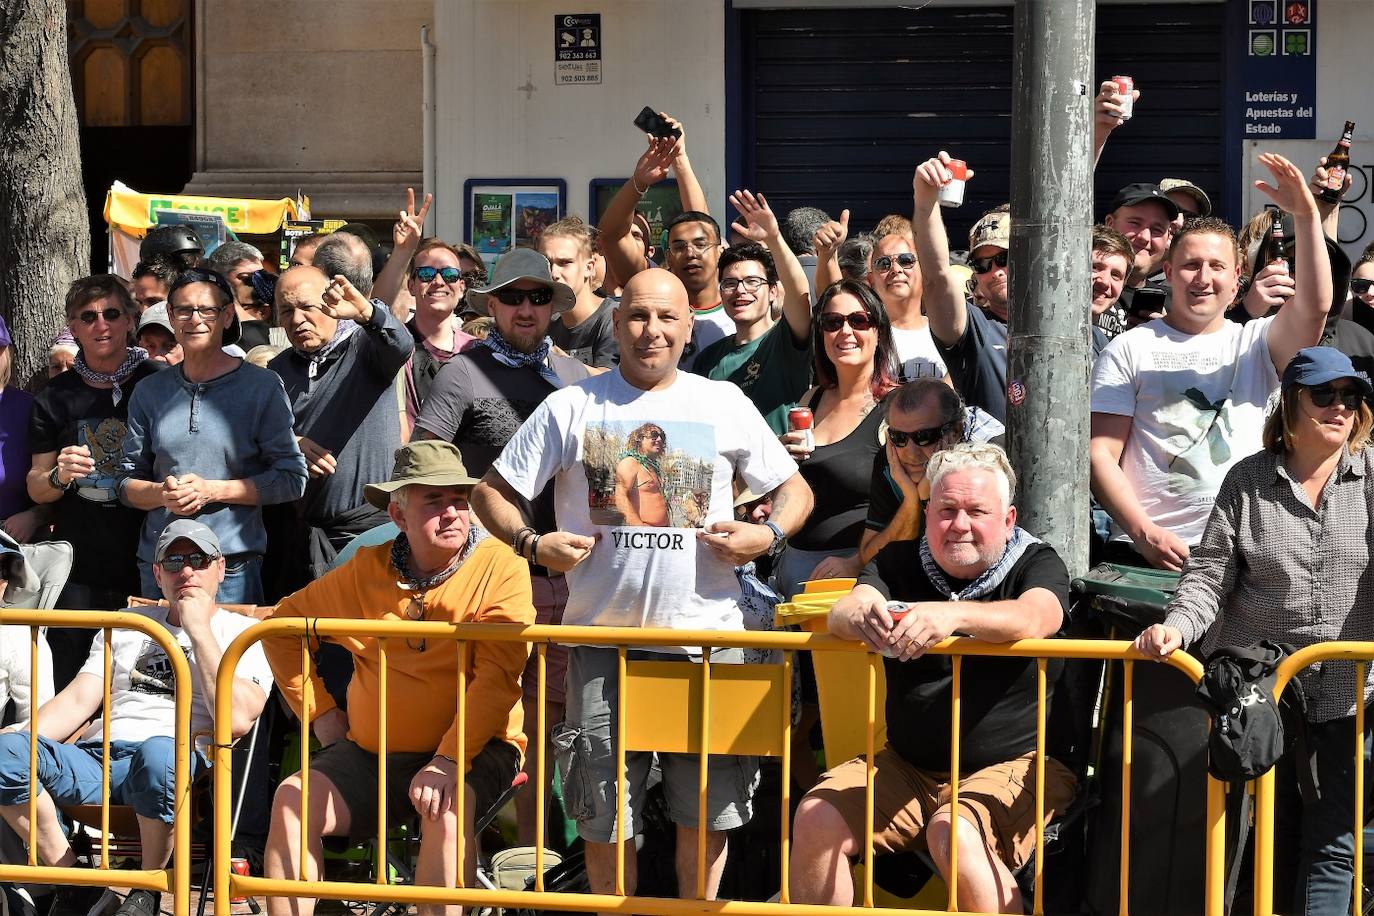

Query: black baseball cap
left=1108, top=183, right=1180, bottom=221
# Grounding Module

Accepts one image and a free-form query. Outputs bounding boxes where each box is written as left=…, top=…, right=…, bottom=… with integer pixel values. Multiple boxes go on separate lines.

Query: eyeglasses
left=1352, top=279, right=1374, bottom=295
left=873, top=253, right=917, bottom=273
left=818, top=311, right=875, bottom=333
left=970, top=251, right=1010, bottom=274
left=414, top=265, right=464, bottom=285
left=720, top=277, right=769, bottom=294
left=491, top=286, right=555, bottom=307
left=75, top=307, right=126, bottom=325
left=889, top=424, right=952, bottom=449
left=157, top=552, right=219, bottom=573
left=170, top=305, right=226, bottom=322
left=668, top=239, right=715, bottom=255
left=1308, top=385, right=1364, bottom=411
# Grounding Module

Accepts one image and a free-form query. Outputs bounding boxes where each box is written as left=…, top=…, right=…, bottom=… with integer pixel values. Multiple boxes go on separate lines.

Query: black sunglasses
left=158, top=552, right=219, bottom=573
left=491, top=286, right=554, bottom=307
left=414, top=266, right=463, bottom=284
left=818, top=311, right=875, bottom=333
left=1352, top=279, right=1374, bottom=295
left=970, top=251, right=1009, bottom=274
left=75, top=307, right=126, bottom=325
left=889, top=424, right=951, bottom=449
left=873, top=253, right=917, bottom=273
left=1308, top=385, right=1364, bottom=411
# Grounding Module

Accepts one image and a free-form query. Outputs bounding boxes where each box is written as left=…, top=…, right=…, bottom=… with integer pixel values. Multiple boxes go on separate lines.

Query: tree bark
left=0, top=0, right=89, bottom=386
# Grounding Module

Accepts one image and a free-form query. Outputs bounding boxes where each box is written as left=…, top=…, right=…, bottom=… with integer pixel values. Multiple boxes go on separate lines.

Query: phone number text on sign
left=556, top=13, right=602, bottom=85
left=556, top=61, right=601, bottom=85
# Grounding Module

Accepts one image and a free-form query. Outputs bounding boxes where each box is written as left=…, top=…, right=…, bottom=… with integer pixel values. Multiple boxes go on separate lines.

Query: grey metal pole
left=1007, top=0, right=1095, bottom=576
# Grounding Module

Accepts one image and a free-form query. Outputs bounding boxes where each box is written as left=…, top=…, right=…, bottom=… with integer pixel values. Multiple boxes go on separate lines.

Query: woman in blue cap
left=0, top=316, right=41, bottom=543
left=1135, top=345, right=1374, bottom=913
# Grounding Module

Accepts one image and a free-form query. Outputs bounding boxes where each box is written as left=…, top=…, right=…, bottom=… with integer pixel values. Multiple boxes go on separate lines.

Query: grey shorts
left=554, top=646, right=760, bottom=843
left=306, top=737, right=521, bottom=844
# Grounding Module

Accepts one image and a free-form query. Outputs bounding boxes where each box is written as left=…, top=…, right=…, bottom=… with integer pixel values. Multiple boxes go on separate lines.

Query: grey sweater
left=118, top=362, right=307, bottom=562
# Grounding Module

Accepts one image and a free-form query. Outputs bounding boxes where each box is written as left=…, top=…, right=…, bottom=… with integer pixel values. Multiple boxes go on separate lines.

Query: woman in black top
left=774, top=280, right=900, bottom=602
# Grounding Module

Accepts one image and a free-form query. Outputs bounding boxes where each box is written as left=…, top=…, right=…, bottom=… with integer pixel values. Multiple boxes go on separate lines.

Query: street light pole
left=1007, top=0, right=1095, bottom=575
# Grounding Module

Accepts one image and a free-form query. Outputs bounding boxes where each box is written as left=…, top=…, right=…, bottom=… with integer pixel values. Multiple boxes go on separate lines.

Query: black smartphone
left=633, top=107, right=681, bottom=139
left=1128, top=286, right=1168, bottom=319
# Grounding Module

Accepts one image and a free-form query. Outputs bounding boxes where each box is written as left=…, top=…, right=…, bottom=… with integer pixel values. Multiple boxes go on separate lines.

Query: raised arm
left=1092, top=79, right=1139, bottom=167
left=1258, top=152, right=1333, bottom=372
left=374, top=187, right=432, bottom=316
left=811, top=210, right=849, bottom=292
left=729, top=189, right=812, bottom=341
left=912, top=152, right=971, bottom=346
left=666, top=115, right=709, bottom=214
left=599, top=136, right=678, bottom=288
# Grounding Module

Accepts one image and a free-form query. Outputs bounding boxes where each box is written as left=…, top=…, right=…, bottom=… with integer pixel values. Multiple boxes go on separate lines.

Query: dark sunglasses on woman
left=1351, top=279, right=1374, bottom=295
left=818, top=312, right=875, bottom=333
left=1308, top=385, right=1364, bottom=411
left=75, top=307, right=125, bottom=325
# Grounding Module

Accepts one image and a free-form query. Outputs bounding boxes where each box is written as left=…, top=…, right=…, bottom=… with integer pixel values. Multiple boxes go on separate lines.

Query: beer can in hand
left=882, top=602, right=910, bottom=658
left=788, top=406, right=814, bottom=453
left=939, top=160, right=968, bottom=208
left=1112, top=76, right=1135, bottom=120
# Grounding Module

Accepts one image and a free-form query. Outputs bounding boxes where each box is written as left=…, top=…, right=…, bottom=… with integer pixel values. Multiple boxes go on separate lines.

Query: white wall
left=433, top=0, right=726, bottom=244
left=1239, top=0, right=1374, bottom=263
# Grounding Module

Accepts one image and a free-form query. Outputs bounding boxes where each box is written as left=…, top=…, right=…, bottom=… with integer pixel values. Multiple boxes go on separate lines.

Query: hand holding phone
left=634, top=107, right=682, bottom=140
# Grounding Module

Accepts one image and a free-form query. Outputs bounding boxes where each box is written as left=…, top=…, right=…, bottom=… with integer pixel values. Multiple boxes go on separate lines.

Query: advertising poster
left=515, top=192, right=560, bottom=248
left=472, top=193, right=514, bottom=256
left=592, top=179, right=683, bottom=253
left=153, top=209, right=227, bottom=255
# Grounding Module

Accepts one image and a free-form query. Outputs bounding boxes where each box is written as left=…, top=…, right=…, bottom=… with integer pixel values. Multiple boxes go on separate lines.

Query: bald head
left=276, top=266, right=336, bottom=353
left=614, top=269, right=692, bottom=391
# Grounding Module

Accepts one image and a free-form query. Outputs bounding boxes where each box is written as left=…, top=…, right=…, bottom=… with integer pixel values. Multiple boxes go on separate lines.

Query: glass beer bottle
left=1319, top=120, right=1355, bottom=205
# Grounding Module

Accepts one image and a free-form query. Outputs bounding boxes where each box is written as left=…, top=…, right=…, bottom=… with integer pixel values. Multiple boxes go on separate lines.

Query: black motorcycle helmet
left=140, top=225, right=204, bottom=265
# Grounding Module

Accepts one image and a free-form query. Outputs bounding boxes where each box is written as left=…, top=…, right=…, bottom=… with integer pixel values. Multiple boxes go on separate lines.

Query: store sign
left=1235, top=0, right=1317, bottom=138
left=555, top=13, right=602, bottom=85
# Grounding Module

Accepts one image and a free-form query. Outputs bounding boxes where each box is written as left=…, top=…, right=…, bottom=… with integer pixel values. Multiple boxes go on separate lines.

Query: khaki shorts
left=807, top=746, right=1076, bottom=870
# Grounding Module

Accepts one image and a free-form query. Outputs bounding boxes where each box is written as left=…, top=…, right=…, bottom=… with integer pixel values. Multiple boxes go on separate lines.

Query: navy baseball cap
left=1108, top=183, right=1180, bottom=221
left=1281, top=346, right=1372, bottom=393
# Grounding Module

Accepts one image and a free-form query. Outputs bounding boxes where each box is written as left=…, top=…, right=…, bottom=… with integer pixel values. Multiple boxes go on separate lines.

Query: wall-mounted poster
left=464, top=180, right=566, bottom=264
left=589, top=179, right=682, bottom=255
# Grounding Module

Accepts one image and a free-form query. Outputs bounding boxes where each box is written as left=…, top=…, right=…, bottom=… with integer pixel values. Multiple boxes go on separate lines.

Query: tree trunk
left=0, top=0, right=89, bottom=386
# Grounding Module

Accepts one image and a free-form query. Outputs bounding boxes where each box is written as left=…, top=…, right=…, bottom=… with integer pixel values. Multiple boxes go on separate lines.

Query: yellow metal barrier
left=1252, top=641, right=1374, bottom=916
left=0, top=609, right=195, bottom=916
left=212, top=618, right=1227, bottom=916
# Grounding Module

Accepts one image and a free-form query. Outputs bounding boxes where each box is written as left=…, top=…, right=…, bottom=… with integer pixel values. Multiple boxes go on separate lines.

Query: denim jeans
left=1295, top=714, right=1373, bottom=915
left=139, top=553, right=264, bottom=605
left=0, top=734, right=208, bottom=824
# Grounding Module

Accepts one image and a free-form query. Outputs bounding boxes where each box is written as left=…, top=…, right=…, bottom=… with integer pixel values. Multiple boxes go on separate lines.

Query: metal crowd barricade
left=213, top=619, right=1228, bottom=916
left=0, top=609, right=195, bottom=916
left=1252, top=641, right=1374, bottom=916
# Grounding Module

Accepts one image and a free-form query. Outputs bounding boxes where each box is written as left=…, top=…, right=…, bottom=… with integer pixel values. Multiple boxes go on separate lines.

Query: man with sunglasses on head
left=262, top=441, right=533, bottom=916
left=0, top=519, right=273, bottom=916
left=913, top=151, right=1013, bottom=420
left=414, top=247, right=589, bottom=849
left=266, top=266, right=413, bottom=593
left=691, top=190, right=813, bottom=434
left=27, top=276, right=163, bottom=689
left=118, top=268, right=307, bottom=605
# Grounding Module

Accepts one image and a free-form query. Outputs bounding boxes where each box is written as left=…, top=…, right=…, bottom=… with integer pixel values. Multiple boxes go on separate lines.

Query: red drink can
left=939, top=159, right=968, bottom=208
left=788, top=406, right=814, bottom=452
left=230, top=856, right=250, bottom=904
left=1112, top=76, right=1134, bottom=120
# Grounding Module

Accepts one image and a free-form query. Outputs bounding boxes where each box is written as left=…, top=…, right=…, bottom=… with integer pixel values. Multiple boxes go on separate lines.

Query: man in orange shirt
left=261, top=441, right=534, bottom=916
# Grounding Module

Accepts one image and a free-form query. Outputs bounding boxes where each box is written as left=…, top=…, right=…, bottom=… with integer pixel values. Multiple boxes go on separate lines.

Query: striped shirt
left=1165, top=445, right=1374, bottom=723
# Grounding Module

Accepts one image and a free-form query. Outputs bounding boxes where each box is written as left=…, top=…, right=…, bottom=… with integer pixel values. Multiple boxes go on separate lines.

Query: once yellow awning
left=103, top=180, right=299, bottom=237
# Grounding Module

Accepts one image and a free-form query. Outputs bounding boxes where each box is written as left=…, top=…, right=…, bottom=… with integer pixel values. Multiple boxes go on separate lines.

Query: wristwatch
left=47, top=465, right=73, bottom=492
left=762, top=520, right=786, bottom=558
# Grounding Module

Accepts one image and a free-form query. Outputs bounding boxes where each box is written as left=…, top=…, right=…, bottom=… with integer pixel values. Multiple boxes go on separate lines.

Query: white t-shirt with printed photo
left=1091, top=315, right=1278, bottom=546
left=493, top=369, right=798, bottom=638
left=76, top=604, right=274, bottom=745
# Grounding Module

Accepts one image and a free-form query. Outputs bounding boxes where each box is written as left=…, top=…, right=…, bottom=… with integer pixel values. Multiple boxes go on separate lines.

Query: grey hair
left=314, top=233, right=375, bottom=295
left=390, top=486, right=409, bottom=509
left=781, top=206, right=830, bottom=257
left=204, top=241, right=264, bottom=274
left=837, top=235, right=873, bottom=281
left=926, top=441, right=1017, bottom=511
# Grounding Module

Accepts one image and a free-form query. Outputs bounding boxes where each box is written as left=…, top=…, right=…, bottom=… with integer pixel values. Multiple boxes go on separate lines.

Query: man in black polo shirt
left=789, top=442, right=1075, bottom=915
left=412, top=246, right=589, bottom=849
left=1103, top=182, right=1179, bottom=322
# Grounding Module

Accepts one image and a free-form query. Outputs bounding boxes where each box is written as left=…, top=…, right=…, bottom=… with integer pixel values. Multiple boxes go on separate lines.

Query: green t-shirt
left=691, top=320, right=812, bottom=435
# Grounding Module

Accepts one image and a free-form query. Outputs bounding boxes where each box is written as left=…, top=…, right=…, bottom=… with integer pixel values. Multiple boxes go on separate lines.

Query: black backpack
left=1195, top=640, right=1307, bottom=783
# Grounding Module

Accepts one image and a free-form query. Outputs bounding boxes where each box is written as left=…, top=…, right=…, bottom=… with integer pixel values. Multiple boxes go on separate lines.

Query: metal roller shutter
left=742, top=4, right=1226, bottom=247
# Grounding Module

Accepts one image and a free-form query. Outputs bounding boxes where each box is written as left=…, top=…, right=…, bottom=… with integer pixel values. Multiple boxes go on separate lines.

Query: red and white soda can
left=788, top=406, right=814, bottom=452
left=230, top=856, right=250, bottom=904
left=939, top=159, right=968, bottom=208
left=1112, top=75, right=1134, bottom=120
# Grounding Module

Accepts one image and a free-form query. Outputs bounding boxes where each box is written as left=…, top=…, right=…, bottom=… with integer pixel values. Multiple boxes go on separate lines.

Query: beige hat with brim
left=363, top=441, right=481, bottom=510
left=469, top=247, right=576, bottom=316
